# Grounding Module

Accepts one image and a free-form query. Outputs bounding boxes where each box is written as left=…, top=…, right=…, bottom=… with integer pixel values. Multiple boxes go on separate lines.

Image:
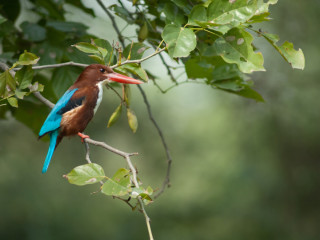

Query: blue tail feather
left=42, top=130, right=59, bottom=174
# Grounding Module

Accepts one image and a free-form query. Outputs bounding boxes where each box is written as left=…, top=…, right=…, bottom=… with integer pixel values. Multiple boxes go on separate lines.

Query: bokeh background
left=1, top=0, right=319, bottom=239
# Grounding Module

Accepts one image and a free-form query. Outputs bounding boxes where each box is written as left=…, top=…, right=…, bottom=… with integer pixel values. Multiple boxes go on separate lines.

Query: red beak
left=106, top=73, right=144, bottom=84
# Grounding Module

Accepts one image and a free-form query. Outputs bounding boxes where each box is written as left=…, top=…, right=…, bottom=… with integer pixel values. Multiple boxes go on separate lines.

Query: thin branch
left=7, top=48, right=167, bottom=73
left=110, top=47, right=166, bottom=69
left=84, top=137, right=154, bottom=240
left=84, top=141, right=92, bottom=163
left=137, top=85, right=172, bottom=199
left=14, top=61, right=88, bottom=71
left=152, top=45, right=177, bottom=84
left=97, top=0, right=125, bottom=48
left=32, top=90, right=55, bottom=108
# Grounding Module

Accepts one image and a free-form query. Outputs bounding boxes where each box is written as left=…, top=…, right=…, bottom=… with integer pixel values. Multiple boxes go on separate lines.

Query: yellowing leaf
left=16, top=51, right=39, bottom=65
left=127, top=108, right=138, bottom=133
left=262, top=32, right=305, bottom=70
left=7, top=97, right=18, bottom=107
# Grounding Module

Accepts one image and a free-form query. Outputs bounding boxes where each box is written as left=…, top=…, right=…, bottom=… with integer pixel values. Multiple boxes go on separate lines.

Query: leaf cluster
left=64, top=163, right=153, bottom=207
left=110, top=0, right=304, bottom=101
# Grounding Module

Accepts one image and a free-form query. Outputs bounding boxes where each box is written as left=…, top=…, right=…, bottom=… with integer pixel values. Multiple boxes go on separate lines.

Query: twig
left=113, top=196, right=135, bottom=210
left=32, top=91, right=55, bottom=108
left=137, top=85, right=172, bottom=199
left=84, top=141, right=92, bottom=163
left=8, top=48, right=166, bottom=72
left=110, top=47, right=166, bottom=69
left=14, top=61, right=88, bottom=71
left=84, top=137, right=154, bottom=240
left=152, top=45, right=177, bottom=83
left=97, top=0, right=125, bottom=48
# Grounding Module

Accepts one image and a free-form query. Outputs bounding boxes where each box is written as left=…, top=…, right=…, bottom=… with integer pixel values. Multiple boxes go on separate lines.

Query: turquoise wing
left=39, top=88, right=78, bottom=137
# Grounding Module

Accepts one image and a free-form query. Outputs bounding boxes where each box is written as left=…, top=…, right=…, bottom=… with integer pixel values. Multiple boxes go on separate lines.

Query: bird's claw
left=77, top=132, right=90, bottom=143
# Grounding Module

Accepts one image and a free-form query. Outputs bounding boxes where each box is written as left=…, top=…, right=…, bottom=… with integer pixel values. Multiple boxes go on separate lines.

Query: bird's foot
left=77, top=132, right=90, bottom=143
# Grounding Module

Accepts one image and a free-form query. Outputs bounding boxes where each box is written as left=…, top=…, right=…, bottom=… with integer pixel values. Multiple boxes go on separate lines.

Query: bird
left=38, top=64, right=143, bottom=173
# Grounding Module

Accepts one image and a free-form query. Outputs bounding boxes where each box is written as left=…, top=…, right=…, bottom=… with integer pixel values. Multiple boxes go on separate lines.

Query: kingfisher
left=39, top=64, right=143, bottom=173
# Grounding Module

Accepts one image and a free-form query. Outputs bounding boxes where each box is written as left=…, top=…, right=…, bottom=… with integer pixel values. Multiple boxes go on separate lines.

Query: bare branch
left=110, top=47, right=166, bottom=69
left=32, top=91, right=55, bottom=108
left=96, top=0, right=125, bottom=48
left=14, top=61, right=88, bottom=71
left=137, top=85, right=172, bottom=198
left=6, top=48, right=166, bottom=72
left=84, top=141, right=92, bottom=163
left=152, top=45, right=178, bottom=84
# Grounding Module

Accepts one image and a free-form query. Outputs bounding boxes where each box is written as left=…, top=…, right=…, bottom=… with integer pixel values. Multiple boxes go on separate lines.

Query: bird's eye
left=100, top=68, right=106, bottom=73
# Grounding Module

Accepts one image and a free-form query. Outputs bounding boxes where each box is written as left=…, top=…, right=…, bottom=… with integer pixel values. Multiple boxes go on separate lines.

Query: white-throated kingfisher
left=39, top=64, right=143, bottom=173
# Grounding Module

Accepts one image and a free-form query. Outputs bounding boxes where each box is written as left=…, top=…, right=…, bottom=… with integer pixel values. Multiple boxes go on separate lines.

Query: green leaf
left=20, top=22, right=47, bottom=42
left=93, top=39, right=113, bottom=63
left=123, top=85, right=130, bottom=106
left=130, top=186, right=153, bottom=205
left=72, top=42, right=100, bottom=54
left=88, top=55, right=105, bottom=64
left=185, top=57, right=213, bottom=80
left=13, top=100, right=50, bottom=135
left=65, top=0, right=95, bottom=16
left=123, top=43, right=149, bottom=60
left=213, top=79, right=264, bottom=102
left=235, top=87, right=264, bottom=102
left=188, top=5, right=207, bottom=25
left=256, top=0, right=278, bottom=14
left=139, top=193, right=153, bottom=204
left=101, top=168, right=131, bottom=197
left=109, top=5, right=135, bottom=24
left=118, top=63, right=148, bottom=82
left=51, top=66, right=82, bottom=96
left=107, top=104, right=122, bottom=128
left=93, top=39, right=112, bottom=51
left=207, top=0, right=258, bottom=26
left=47, top=21, right=88, bottom=33
left=247, top=12, right=270, bottom=23
left=16, top=51, right=40, bottom=65
left=171, top=0, right=192, bottom=14
left=31, top=41, right=64, bottom=65
left=162, top=24, right=197, bottom=58
left=14, top=89, right=27, bottom=99
left=138, top=22, right=148, bottom=42
left=4, top=70, right=16, bottom=91
left=64, top=163, right=105, bottom=186
left=0, top=14, right=7, bottom=25
left=7, top=97, right=18, bottom=107
left=214, top=28, right=265, bottom=73
left=15, top=65, right=34, bottom=89
left=262, top=33, right=305, bottom=69
left=0, top=72, right=6, bottom=96
left=163, top=3, right=185, bottom=26
left=127, top=108, right=138, bottom=133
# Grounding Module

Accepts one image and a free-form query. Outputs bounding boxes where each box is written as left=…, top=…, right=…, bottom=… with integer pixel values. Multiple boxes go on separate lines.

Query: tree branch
left=84, top=137, right=154, bottom=240
left=152, top=45, right=177, bottom=84
left=96, top=0, right=125, bottom=48
left=110, top=47, right=166, bottom=69
left=137, top=85, right=172, bottom=198
left=14, top=61, right=88, bottom=71
left=10, top=48, right=166, bottom=72
left=98, top=0, right=171, bottom=202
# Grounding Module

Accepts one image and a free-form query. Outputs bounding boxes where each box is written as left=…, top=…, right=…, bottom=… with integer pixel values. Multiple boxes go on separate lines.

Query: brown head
left=74, top=64, right=143, bottom=87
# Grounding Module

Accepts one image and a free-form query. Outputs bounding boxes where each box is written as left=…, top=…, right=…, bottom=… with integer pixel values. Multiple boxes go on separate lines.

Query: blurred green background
left=1, top=0, right=319, bottom=239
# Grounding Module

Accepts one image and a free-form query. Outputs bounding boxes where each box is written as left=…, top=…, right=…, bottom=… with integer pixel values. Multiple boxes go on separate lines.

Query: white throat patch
left=94, top=82, right=104, bottom=114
